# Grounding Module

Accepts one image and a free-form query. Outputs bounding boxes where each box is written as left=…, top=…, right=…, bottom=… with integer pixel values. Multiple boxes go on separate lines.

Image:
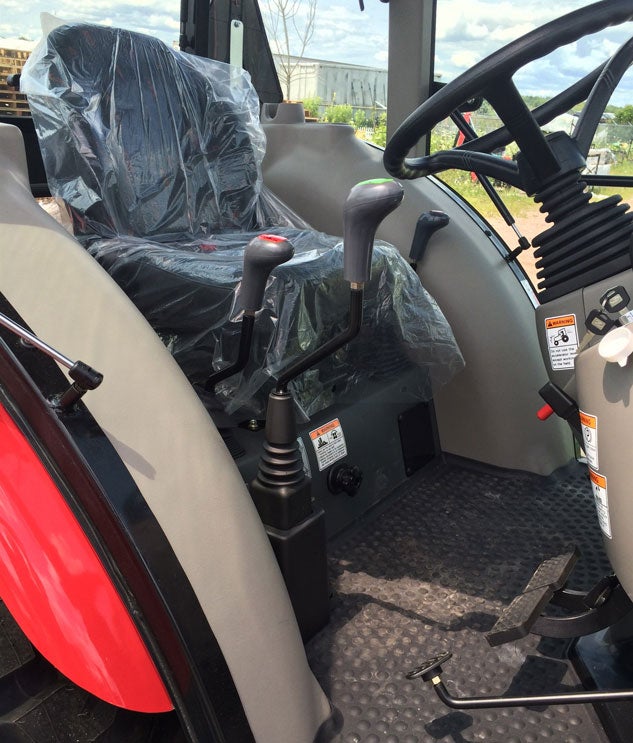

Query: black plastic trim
left=585, top=174, right=633, bottom=188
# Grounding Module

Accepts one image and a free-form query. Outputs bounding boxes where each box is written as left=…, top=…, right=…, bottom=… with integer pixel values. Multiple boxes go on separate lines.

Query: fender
left=0, top=402, right=172, bottom=713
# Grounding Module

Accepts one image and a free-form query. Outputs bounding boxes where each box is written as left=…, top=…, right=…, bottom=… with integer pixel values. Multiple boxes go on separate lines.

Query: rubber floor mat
left=307, top=458, right=614, bottom=743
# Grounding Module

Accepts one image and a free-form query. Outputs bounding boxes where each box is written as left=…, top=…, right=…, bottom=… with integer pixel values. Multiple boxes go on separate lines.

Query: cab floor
left=307, top=457, right=616, bottom=743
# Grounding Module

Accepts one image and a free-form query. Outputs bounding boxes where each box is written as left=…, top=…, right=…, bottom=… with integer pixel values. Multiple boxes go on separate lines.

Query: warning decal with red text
left=309, top=418, right=347, bottom=472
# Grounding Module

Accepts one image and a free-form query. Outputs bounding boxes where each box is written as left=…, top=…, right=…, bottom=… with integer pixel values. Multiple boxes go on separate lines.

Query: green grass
left=438, top=157, right=633, bottom=221
left=437, top=171, right=537, bottom=219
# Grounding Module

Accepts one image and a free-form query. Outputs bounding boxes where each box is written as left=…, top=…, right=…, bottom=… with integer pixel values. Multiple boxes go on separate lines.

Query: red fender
left=0, top=403, right=172, bottom=713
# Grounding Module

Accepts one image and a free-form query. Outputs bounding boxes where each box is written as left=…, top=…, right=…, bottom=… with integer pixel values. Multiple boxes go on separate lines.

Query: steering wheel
left=383, top=0, right=633, bottom=194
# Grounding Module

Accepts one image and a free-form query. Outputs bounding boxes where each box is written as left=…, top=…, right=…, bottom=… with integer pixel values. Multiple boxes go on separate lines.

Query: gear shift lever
left=275, top=178, right=404, bottom=392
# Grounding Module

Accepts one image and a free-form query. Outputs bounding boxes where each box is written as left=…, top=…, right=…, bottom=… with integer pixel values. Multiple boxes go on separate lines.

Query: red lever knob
left=537, top=404, right=554, bottom=421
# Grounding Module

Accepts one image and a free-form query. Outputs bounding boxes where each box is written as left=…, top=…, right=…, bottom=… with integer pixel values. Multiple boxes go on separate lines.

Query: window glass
left=0, top=44, right=31, bottom=116
left=5, top=2, right=180, bottom=45
left=2, top=2, right=181, bottom=118
left=260, top=0, right=389, bottom=141
left=5, top=1, right=390, bottom=139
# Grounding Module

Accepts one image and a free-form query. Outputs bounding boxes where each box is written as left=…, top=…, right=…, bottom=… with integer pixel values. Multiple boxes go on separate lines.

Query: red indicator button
left=537, top=404, right=554, bottom=421
left=260, top=234, right=287, bottom=243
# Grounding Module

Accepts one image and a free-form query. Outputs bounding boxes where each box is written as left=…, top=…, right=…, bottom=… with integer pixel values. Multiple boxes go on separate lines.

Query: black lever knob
left=343, top=178, right=404, bottom=285
left=239, top=234, right=294, bottom=314
left=409, top=210, right=449, bottom=264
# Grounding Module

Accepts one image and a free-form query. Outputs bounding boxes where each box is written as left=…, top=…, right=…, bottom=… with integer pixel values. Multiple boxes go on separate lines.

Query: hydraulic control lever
left=408, top=210, right=449, bottom=269
left=275, top=178, right=404, bottom=393
left=205, top=234, right=293, bottom=391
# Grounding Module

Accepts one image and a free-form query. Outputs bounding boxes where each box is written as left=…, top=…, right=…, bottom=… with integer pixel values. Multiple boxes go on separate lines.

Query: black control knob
left=409, top=210, right=449, bottom=265
left=328, top=463, right=363, bottom=497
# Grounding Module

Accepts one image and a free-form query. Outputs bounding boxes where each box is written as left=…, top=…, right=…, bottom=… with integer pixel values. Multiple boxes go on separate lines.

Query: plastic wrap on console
left=88, top=227, right=465, bottom=418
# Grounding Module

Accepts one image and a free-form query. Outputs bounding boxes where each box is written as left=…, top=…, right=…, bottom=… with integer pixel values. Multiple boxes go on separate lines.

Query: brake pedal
left=486, top=546, right=579, bottom=647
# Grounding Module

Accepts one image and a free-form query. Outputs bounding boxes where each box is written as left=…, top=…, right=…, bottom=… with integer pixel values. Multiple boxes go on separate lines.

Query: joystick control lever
left=250, top=179, right=403, bottom=641
left=205, top=234, right=293, bottom=391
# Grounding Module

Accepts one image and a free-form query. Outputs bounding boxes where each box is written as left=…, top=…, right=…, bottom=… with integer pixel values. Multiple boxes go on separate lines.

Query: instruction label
left=545, top=314, right=579, bottom=370
left=589, top=470, right=611, bottom=539
left=579, top=411, right=599, bottom=470
left=309, top=418, right=347, bottom=472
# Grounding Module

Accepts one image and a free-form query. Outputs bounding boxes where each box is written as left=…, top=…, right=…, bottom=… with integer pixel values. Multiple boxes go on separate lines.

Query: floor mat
left=307, top=458, right=613, bottom=742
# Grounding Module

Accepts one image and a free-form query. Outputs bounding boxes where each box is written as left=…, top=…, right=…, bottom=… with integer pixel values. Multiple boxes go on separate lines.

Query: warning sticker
left=589, top=469, right=611, bottom=539
left=545, top=314, right=579, bottom=370
left=309, top=418, right=347, bottom=472
left=579, top=411, right=598, bottom=470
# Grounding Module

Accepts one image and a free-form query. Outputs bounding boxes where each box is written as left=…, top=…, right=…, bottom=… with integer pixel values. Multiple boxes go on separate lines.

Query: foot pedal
left=486, top=546, right=579, bottom=647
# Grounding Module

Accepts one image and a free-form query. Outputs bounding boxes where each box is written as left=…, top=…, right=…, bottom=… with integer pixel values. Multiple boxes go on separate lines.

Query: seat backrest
left=22, top=23, right=268, bottom=240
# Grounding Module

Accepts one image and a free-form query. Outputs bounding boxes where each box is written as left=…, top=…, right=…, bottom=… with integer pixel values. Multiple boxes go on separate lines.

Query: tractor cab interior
left=20, top=21, right=461, bottom=422
left=3, top=1, right=633, bottom=742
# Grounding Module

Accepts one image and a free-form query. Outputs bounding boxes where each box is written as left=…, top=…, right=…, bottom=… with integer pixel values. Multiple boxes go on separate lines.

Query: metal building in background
left=274, top=54, right=388, bottom=112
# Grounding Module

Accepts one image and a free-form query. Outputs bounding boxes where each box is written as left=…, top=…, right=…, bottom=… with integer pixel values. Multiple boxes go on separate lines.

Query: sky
left=3, top=0, right=633, bottom=106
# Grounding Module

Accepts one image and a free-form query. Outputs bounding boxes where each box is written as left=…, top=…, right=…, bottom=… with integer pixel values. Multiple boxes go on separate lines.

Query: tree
left=615, top=105, right=633, bottom=125
left=263, top=0, right=317, bottom=100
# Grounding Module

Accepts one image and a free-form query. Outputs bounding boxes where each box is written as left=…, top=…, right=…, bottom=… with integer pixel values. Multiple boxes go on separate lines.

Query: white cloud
left=307, top=4, right=388, bottom=65
left=4, top=0, right=182, bottom=43
left=450, top=50, right=479, bottom=69
left=432, top=0, right=633, bottom=105
left=488, top=23, right=534, bottom=44
left=374, top=49, right=388, bottom=65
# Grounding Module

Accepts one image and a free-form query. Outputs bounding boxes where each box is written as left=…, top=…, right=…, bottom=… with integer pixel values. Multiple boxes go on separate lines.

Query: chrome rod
left=0, top=312, right=74, bottom=369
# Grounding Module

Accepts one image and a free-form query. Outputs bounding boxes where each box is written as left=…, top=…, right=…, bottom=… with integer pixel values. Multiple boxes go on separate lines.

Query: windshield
left=431, top=0, right=633, bottom=288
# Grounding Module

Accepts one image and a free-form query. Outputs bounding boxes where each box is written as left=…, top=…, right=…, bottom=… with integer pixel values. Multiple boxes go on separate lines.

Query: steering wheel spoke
left=485, top=80, right=560, bottom=183
left=457, top=64, right=606, bottom=157
left=573, top=36, right=633, bottom=155
left=408, top=150, right=522, bottom=188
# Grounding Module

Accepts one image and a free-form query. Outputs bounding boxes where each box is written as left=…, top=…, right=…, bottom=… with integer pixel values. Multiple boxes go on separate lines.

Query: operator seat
left=22, top=23, right=463, bottom=416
